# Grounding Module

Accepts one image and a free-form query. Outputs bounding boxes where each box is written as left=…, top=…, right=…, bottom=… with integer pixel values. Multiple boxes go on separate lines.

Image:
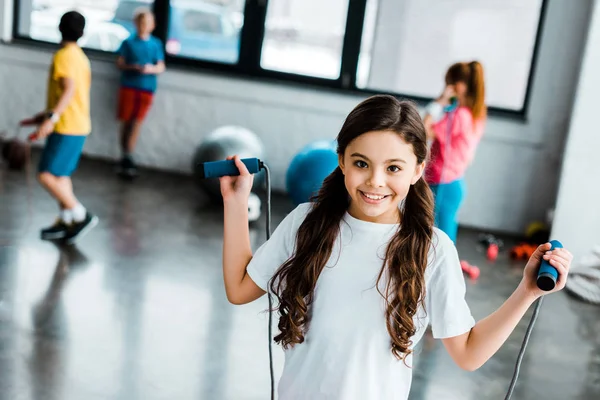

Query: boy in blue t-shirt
left=115, top=8, right=165, bottom=178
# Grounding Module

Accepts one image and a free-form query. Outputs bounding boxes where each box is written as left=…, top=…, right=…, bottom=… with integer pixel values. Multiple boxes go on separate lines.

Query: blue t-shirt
left=118, top=35, right=164, bottom=93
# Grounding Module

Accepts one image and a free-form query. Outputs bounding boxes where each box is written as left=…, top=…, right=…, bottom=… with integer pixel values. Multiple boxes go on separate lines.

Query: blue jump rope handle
left=536, top=240, right=563, bottom=291
left=197, top=158, right=261, bottom=179
left=443, top=97, right=459, bottom=112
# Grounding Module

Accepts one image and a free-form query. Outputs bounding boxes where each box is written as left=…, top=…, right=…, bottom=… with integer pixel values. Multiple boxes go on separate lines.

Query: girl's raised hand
left=520, top=243, right=573, bottom=299
left=438, top=84, right=456, bottom=105
left=219, top=155, right=254, bottom=204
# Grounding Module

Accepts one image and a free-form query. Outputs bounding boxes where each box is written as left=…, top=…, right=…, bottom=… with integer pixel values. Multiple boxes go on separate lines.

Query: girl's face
left=451, top=81, right=468, bottom=98
left=339, top=130, right=424, bottom=224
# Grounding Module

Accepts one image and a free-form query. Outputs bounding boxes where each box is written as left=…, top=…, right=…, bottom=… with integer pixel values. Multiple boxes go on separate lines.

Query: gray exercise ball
left=192, top=125, right=265, bottom=201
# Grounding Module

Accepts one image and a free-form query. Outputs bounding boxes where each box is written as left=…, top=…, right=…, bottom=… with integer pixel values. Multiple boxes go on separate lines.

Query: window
left=356, top=0, right=545, bottom=111
left=166, top=0, right=244, bottom=64
left=114, top=0, right=152, bottom=23
left=260, top=0, right=350, bottom=79
left=82, top=31, right=103, bottom=49
left=183, top=11, right=222, bottom=34
left=16, top=0, right=137, bottom=52
left=12, top=0, right=546, bottom=115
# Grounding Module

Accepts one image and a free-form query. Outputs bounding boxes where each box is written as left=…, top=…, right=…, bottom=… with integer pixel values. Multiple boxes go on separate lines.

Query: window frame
left=11, top=0, right=548, bottom=119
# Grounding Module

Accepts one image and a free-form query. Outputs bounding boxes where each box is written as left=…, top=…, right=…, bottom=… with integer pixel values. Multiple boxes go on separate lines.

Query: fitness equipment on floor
left=1, top=129, right=29, bottom=170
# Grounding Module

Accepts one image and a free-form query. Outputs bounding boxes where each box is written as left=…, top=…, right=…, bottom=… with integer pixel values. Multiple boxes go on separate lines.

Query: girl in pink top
left=424, top=61, right=487, bottom=243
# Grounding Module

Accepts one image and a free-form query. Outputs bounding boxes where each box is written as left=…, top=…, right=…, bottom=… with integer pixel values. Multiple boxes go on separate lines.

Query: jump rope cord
left=505, top=296, right=543, bottom=400
left=260, top=162, right=275, bottom=400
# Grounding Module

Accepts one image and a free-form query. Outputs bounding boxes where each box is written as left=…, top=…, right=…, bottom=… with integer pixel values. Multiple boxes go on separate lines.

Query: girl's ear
left=338, top=154, right=345, bottom=175
left=411, top=162, right=425, bottom=185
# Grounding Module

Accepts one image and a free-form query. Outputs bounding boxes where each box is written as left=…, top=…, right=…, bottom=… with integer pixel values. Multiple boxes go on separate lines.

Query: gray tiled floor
left=1, top=155, right=598, bottom=400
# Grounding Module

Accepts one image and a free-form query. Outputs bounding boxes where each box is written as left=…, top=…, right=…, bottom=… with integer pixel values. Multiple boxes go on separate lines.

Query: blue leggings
left=429, top=179, right=465, bottom=243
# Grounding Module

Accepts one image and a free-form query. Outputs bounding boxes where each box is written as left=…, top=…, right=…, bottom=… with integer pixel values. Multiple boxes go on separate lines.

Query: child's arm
left=116, top=56, right=141, bottom=72
left=441, top=244, right=573, bottom=371
left=30, top=77, right=76, bottom=140
left=20, top=112, right=47, bottom=126
left=141, top=61, right=165, bottom=75
left=51, top=77, right=76, bottom=117
left=141, top=42, right=166, bottom=75
left=221, top=155, right=266, bottom=305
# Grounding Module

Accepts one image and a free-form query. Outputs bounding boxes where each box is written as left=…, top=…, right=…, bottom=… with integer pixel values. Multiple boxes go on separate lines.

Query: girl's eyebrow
left=350, top=152, right=407, bottom=164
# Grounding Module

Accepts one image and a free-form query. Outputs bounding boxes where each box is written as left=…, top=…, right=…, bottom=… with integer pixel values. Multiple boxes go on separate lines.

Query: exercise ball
left=1, top=138, right=28, bottom=170
left=286, top=140, right=338, bottom=205
left=192, top=126, right=265, bottom=201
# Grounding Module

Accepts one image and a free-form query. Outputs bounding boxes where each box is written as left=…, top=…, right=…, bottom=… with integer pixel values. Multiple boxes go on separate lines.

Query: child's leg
left=125, top=90, right=153, bottom=155
left=125, top=120, right=144, bottom=153
left=37, top=172, right=78, bottom=209
left=118, top=90, right=154, bottom=178
left=431, top=179, right=466, bottom=243
left=117, top=87, right=134, bottom=159
left=56, top=176, right=86, bottom=222
left=37, top=133, right=97, bottom=241
left=120, top=121, right=133, bottom=154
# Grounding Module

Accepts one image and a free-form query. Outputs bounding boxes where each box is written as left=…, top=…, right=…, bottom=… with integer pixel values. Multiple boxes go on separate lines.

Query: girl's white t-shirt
left=247, top=203, right=475, bottom=400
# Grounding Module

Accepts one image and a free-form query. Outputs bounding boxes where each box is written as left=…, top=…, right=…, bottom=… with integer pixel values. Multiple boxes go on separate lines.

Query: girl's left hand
left=437, top=85, right=456, bottom=105
left=520, top=243, right=573, bottom=299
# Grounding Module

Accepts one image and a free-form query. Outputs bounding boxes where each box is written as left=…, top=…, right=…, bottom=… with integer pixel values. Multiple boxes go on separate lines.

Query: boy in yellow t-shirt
left=21, top=11, right=97, bottom=244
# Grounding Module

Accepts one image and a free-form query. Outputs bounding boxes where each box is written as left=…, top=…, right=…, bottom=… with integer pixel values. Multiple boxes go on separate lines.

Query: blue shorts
left=38, top=133, right=87, bottom=177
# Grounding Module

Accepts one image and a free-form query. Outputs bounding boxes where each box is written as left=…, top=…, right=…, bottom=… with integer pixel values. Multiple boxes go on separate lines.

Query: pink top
left=426, top=106, right=486, bottom=185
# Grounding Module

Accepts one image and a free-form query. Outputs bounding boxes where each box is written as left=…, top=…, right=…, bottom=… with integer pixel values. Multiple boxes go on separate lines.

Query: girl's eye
left=388, top=165, right=402, bottom=173
left=354, top=160, right=368, bottom=168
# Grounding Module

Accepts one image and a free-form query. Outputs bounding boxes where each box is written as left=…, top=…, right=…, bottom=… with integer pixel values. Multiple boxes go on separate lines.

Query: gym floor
left=1, top=155, right=598, bottom=400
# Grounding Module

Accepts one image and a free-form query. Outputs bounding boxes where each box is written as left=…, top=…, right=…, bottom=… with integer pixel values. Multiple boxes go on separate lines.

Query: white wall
left=0, top=0, right=594, bottom=235
left=551, top=0, right=600, bottom=259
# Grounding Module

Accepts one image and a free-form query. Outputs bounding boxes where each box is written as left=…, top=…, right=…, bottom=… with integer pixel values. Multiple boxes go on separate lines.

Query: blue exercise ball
left=286, top=140, right=339, bottom=205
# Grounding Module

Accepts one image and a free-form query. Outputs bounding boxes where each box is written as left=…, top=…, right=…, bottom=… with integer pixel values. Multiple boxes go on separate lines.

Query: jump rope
left=3, top=121, right=562, bottom=399
left=199, top=154, right=562, bottom=399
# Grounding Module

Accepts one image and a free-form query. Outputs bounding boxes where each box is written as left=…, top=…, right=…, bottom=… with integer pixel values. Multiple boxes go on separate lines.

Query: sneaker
left=119, top=155, right=138, bottom=179
left=40, top=219, right=70, bottom=240
left=64, top=212, right=98, bottom=245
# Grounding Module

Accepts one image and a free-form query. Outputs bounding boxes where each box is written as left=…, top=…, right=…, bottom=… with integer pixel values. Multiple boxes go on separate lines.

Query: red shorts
left=117, top=87, right=154, bottom=122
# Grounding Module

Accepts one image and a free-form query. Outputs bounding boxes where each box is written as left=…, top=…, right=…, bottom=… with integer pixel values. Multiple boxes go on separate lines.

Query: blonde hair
left=133, top=7, right=154, bottom=22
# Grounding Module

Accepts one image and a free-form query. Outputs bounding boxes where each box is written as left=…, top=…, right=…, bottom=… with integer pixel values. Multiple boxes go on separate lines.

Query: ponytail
left=270, top=166, right=349, bottom=348
left=468, top=61, right=486, bottom=120
left=376, top=176, right=434, bottom=361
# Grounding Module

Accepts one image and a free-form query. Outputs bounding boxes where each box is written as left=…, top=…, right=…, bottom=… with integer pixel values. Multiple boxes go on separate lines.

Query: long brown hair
left=269, top=95, right=435, bottom=361
left=445, top=61, right=487, bottom=120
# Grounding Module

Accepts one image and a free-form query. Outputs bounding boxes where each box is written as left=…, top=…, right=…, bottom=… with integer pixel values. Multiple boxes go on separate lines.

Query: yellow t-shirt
left=46, top=44, right=92, bottom=135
